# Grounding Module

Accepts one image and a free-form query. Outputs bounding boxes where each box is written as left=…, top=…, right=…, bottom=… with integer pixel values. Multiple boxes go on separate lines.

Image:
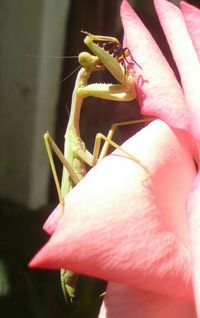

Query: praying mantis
left=44, top=31, right=150, bottom=301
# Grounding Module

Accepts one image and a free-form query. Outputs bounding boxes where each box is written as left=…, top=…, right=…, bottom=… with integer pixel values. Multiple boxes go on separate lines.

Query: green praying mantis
left=44, top=31, right=150, bottom=301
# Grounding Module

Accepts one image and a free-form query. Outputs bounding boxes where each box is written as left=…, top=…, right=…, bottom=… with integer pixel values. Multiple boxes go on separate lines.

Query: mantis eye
left=78, top=52, right=103, bottom=71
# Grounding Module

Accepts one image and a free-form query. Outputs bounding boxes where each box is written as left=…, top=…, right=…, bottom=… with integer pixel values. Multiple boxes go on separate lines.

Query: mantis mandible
left=44, top=32, right=150, bottom=301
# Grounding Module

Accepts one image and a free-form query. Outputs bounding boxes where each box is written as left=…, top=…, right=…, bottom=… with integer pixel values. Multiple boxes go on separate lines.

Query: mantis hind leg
left=92, top=118, right=152, bottom=174
left=44, top=132, right=79, bottom=205
left=44, top=132, right=80, bottom=301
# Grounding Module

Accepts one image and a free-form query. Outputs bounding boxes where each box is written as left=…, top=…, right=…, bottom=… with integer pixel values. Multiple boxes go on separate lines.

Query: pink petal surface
left=120, top=0, right=189, bottom=131
left=43, top=204, right=63, bottom=235
left=98, top=282, right=196, bottom=318
left=154, top=0, right=200, bottom=139
left=30, top=120, right=196, bottom=300
left=187, top=171, right=200, bottom=317
left=181, top=1, right=200, bottom=59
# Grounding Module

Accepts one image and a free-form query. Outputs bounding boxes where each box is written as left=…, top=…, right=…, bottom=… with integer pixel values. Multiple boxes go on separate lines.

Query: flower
left=122, top=0, right=200, bottom=140
left=30, top=120, right=197, bottom=317
left=29, top=0, right=200, bottom=317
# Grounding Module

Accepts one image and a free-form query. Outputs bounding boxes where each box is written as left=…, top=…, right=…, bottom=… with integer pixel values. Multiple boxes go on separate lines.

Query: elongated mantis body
left=44, top=32, right=150, bottom=301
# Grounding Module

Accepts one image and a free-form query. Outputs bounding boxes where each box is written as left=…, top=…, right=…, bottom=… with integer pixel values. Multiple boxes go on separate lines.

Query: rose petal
left=120, top=0, right=189, bottom=131
left=98, top=283, right=196, bottom=318
left=181, top=1, right=200, bottom=59
left=186, top=171, right=200, bottom=316
left=43, top=204, right=64, bottom=235
left=154, top=0, right=200, bottom=140
left=29, top=120, right=195, bottom=300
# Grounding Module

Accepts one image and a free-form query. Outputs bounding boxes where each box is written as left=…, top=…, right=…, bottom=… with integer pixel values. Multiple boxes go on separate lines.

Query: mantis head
left=78, top=52, right=104, bottom=72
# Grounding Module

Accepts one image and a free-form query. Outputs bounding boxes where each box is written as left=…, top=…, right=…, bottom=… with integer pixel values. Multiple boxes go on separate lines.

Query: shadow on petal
left=99, top=283, right=196, bottom=318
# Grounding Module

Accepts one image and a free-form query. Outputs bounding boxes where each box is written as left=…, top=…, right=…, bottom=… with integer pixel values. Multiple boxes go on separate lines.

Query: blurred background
left=0, top=0, right=199, bottom=317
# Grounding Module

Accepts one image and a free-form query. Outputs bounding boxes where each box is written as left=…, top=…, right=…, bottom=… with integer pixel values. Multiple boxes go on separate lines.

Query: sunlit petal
left=120, top=0, right=189, bottom=131
left=30, top=120, right=196, bottom=300
left=154, top=0, right=200, bottom=139
left=181, top=1, right=200, bottom=58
